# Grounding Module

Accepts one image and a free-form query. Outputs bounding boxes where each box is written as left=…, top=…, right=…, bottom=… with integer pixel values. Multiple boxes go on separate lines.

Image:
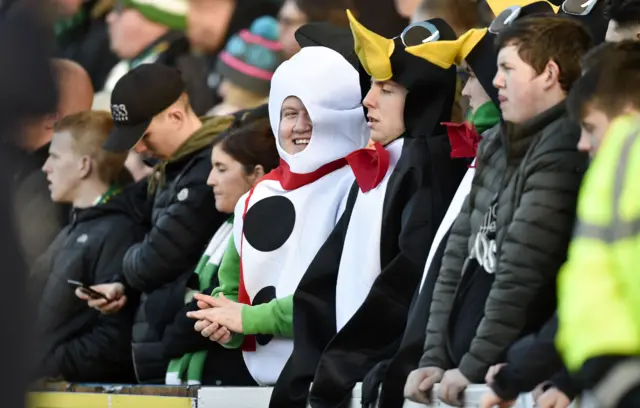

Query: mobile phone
left=67, top=279, right=109, bottom=300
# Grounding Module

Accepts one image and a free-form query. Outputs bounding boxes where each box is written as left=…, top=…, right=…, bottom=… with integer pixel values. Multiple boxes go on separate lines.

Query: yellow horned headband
left=347, top=9, right=395, bottom=81
left=404, top=28, right=487, bottom=69
left=347, top=9, right=485, bottom=78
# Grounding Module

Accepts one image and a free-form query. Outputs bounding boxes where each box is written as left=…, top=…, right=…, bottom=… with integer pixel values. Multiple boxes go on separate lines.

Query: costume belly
left=234, top=166, right=355, bottom=385
left=335, top=139, right=404, bottom=331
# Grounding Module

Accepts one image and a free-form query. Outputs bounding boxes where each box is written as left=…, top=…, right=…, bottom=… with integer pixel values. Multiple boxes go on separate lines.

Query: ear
left=250, top=164, right=265, bottom=186
left=167, top=107, right=185, bottom=126
left=79, top=156, right=92, bottom=179
left=543, top=60, right=560, bottom=90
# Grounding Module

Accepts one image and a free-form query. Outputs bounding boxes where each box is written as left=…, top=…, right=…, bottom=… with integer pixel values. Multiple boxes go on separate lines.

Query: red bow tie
left=442, top=121, right=481, bottom=160
left=345, top=142, right=391, bottom=193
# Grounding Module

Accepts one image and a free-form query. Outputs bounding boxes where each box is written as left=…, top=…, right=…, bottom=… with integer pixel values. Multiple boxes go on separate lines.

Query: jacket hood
left=268, top=46, right=369, bottom=174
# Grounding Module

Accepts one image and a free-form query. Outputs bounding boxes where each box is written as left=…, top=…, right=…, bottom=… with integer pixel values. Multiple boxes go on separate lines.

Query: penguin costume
left=231, top=45, right=369, bottom=385
left=270, top=11, right=471, bottom=408
left=359, top=3, right=556, bottom=406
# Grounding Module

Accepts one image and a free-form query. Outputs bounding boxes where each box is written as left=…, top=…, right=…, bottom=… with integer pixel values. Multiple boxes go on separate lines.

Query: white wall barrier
left=196, top=383, right=540, bottom=408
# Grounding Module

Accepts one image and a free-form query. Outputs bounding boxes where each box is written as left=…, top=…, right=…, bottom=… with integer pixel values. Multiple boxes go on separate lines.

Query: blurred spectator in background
left=411, top=0, right=493, bottom=33
left=556, top=40, right=640, bottom=408
left=186, top=0, right=282, bottom=108
left=277, top=0, right=355, bottom=59
left=605, top=0, right=640, bottom=42
left=0, top=1, right=58, bottom=405
left=33, top=111, right=142, bottom=383
left=14, top=58, right=94, bottom=267
left=52, top=0, right=119, bottom=89
left=208, top=16, right=283, bottom=116
left=93, top=0, right=212, bottom=115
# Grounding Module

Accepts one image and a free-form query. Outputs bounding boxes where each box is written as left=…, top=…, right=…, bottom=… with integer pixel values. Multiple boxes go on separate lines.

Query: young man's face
left=363, top=80, right=407, bottom=145
left=605, top=20, right=640, bottom=43
left=493, top=44, right=548, bottom=124
left=42, top=131, right=83, bottom=203
left=577, top=104, right=611, bottom=157
left=461, top=65, right=491, bottom=114
left=279, top=96, right=313, bottom=155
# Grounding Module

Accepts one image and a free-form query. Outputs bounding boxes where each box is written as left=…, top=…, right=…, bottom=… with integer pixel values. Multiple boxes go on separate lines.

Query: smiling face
left=42, top=131, right=85, bottom=203
left=278, top=96, right=313, bottom=155
left=362, top=80, right=407, bottom=145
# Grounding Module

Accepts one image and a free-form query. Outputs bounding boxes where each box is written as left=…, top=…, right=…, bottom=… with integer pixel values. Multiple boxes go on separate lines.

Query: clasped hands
left=186, top=293, right=244, bottom=345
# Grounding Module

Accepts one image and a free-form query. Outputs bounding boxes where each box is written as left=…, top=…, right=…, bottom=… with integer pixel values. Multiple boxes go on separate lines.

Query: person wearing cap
left=85, top=63, right=233, bottom=383
left=93, top=0, right=212, bottom=115
left=208, top=16, right=284, bottom=116
left=404, top=14, right=592, bottom=407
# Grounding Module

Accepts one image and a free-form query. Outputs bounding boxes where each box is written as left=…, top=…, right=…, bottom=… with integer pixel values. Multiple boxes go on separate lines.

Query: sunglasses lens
left=401, top=21, right=440, bottom=46
left=489, top=6, right=521, bottom=34
left=562, top=0, right=597, bottom=15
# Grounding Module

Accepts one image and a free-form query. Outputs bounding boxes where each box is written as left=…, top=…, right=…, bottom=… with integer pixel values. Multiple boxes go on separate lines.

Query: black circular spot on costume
left=253, top=286, right=277, bottom=346
left=243, top=195, right=295, bottom=252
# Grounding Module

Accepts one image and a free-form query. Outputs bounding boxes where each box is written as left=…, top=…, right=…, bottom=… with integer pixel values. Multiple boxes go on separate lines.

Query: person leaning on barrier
left=555, top=40, right=640, bottom=408
left=404, top=15, right=592, bottom=407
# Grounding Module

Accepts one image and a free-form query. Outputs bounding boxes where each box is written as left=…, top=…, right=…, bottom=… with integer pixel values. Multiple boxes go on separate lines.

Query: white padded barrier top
left=196, top=383, right=547, bottom=408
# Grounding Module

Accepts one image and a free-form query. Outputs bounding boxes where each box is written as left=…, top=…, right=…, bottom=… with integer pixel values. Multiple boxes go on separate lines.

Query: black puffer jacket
left=420, top=103, right=589, bottom=382
left=123, top=146, right=227, bottom=383
left=31, top=190, right=145, bottom=382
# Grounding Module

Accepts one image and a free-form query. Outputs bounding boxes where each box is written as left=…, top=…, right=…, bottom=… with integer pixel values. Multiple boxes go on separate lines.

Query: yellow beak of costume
left=405, top=28, right=488, bottom=69
left=347, top=9, right=395, bottom=81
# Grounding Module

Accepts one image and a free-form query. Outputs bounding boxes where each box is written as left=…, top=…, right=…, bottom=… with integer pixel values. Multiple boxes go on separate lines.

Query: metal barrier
left=29, top=383, right=545, bottom=408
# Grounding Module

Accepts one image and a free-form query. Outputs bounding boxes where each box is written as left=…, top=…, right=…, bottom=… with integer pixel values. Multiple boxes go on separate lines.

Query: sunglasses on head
left=397, top=21, right=441, bottom=47
left=561, top=0, right=599, bottom=15
left=488, top=5, right=523, bottom=34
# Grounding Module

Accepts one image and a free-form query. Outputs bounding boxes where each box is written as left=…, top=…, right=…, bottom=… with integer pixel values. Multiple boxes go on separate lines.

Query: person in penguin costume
left=186, top=45, right=369, bottom=386
left=270, top=11, right=472, bottom=408
left=358, top=2, right=556, bottom=407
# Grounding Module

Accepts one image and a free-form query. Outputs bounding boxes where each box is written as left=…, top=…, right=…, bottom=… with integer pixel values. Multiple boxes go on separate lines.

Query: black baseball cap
left=104, top=63, right=186, bottom=152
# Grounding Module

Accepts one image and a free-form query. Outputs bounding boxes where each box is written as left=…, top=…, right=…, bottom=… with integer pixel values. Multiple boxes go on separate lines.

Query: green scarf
left=96, top=185, right=122, bottom=206
left=467, top=101, right=502, bottom=134
left=147, top=115, right=235, bottom=196
left=54, top=7, right=88, bottom=39
left=165, top=217, right=234, bottom=385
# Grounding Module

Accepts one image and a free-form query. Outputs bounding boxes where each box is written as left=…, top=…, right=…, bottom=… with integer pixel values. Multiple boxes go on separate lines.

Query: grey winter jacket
left=420, top=103, right=589, bottom=382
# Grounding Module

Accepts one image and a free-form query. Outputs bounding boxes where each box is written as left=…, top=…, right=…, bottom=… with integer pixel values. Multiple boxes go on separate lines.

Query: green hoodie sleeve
left=210, top=236, right=244, bottom=349
left=211, top=236, right=294, bottom=348
left=242, top=295, right=293, bottom=337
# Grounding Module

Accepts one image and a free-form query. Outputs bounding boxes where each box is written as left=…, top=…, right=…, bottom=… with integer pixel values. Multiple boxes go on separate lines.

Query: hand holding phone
left=67, top=279, right=109, bottom=301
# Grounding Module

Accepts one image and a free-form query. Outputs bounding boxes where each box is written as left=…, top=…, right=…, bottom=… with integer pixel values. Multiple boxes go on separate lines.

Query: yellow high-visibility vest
left=557, top=114, right=640, bottom=372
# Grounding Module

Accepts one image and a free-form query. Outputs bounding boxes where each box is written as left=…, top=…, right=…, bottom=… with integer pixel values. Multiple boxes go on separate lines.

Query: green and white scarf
left=165, top=216, right=233, bottom=385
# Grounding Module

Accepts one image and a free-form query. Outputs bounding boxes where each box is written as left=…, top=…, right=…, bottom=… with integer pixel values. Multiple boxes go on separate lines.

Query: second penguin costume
left=271, top=12, right=470, bottom=407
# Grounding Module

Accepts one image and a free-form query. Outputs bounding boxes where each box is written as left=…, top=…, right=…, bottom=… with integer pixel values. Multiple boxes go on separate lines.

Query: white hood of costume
left=268, top=46, right=369, bottom=173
